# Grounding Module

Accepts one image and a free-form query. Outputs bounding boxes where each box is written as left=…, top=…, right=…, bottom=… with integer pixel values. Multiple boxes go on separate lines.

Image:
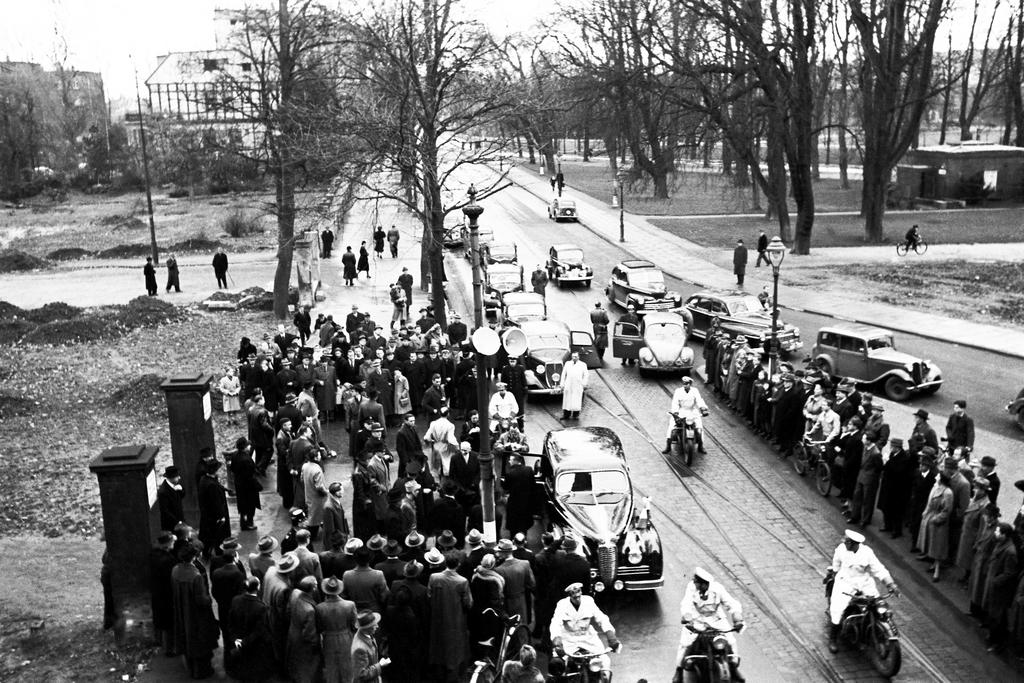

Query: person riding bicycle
left=673, top=567, right=746, bottom=683
left=904, top=225, right=921, bottom=250
left=825, top=529, right=899, bottom=653
left=550, top=583, right=621, bottom=676
left=806, top=399, right=841, bottom=443
left=663, top=376, right=709, bottom=454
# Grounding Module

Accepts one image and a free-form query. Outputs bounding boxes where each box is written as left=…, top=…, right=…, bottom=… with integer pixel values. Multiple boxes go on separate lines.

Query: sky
left=0, top=0, right=985, bottom=101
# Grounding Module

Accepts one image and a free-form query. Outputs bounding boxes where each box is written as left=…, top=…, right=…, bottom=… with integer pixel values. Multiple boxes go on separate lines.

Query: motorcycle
left=681, top=625, right=740, bottom=683
left=468, top=612, right=530, bottom=683
left=669, top=409, right=708, bottom=467
left=830, top=588, right=902, bottom=678
left=549, top=647, right=615, bottom=683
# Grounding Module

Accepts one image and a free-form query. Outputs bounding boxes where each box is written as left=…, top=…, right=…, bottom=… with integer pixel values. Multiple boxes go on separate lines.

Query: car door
left=611, top=321, right=642, bottom=361
left=570, top=330, right=603, bottom=368
left=609, top=267, right=625, bottom=305
left=837, top=334, right=869, bottom=380
left=687, top=296, right=710, bottom=336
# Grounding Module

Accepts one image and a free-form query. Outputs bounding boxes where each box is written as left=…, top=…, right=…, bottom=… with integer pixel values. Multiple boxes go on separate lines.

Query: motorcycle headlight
left=712, top=637, right=728, bottom=651
left=628, top=551, right=642, bottom=564
left=536, top=364, right=545, bottom=374
left=589, top=658, right=603, bottom=673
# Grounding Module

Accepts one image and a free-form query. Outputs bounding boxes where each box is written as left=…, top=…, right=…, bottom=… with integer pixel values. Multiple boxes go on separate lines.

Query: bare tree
left=850, top=0, right=947, bottom=243
left=1002, top=1, right=1024, bottom=144
left=957, top=0, right=1007, bottom=141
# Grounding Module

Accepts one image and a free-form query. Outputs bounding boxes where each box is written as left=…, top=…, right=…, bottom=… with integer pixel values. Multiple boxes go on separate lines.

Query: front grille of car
left=597, top=543, right=617, bottom=583
left=615, top=565, right=651, bottom=577
left=912, top=363, right=923, bottom=385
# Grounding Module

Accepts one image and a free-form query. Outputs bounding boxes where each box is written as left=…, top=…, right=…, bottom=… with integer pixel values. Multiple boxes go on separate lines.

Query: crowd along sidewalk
left=501, top=164, right=1024, bottom=360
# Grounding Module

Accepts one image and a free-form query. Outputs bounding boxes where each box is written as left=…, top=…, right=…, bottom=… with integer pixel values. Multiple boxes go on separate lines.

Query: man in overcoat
left=428, top=553, right=472, bottom=682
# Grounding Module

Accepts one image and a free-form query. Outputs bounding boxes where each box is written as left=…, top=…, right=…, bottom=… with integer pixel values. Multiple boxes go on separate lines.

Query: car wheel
left=585, top=279, right=592, bottom=288
left=884, top=376, right=912, bottom=402
left=1017, top=410, right=1024, bottom=432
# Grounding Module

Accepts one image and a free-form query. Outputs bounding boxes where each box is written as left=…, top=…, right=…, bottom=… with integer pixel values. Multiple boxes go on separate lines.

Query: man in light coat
left=550, top=583, right=620, bottom=674
left=674, top=567, right=745, bottom=682
left=665, top=376, right=709, bottom=454
left=826, top=530, right=898, bottom=653
left=559, top=351, right=589, bottom=420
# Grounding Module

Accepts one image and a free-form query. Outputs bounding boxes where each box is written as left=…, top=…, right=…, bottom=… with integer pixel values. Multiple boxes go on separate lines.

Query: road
left=443, top=169, right=1021, bottom=681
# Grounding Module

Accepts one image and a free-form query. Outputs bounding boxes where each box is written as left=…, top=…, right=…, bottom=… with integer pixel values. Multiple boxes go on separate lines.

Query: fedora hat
left=257, top=535, right=279, bottom=554
left=495, top=538, right=515, bottom=554
left=277, top=553, right=299, bottom=574
left=356, top=610, right=381, bottom=630
left=405, top=531, right=425, bottom=549
left=344, top=537, right=364, bottom=555
left=465, top=529, right=483, bottom=548
left=322, top=576, right=343, bottom=596
left=437, top=530, right=457, bottom=548
left=367, top=534, right=387, bottom=552
left=424, top=547, right=445, bottom=566
left=914, top=408, right=930, bottom=420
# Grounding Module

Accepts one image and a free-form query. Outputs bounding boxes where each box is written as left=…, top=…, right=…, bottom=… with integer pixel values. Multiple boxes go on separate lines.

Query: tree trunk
left=526, top=139, right=536, bottom=165
left=790, top=161, right=814, bottom=254
left=272, top=151, right=296, bottom=319
left=861, top=168, right=887, bottom=242
left=583, top=123, right=591, bottom=161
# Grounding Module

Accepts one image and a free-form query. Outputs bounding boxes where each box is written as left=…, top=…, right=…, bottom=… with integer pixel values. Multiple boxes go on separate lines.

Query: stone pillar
left=293, top=229, right=323, bottom=308
left=89, top=445, right=160, bottom=598
left=160, top=374, right=215, bottom=523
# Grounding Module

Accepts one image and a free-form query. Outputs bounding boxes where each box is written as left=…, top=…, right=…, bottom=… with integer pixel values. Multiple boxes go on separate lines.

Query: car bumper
left=527, top=386, right=562, bottom=395
left=557, top=272, right=591, bottom=282
left=622, top=578, right=664, bottom=590
left=555, top=213, right=578, bottom=220
left=639, top=358, right=693, bottom=372
left=913, top=378, right=942, bottom=391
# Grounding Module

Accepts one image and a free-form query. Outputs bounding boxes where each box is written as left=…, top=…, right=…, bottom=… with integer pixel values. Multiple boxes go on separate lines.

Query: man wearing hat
left=280, top=508, right=307, bottom=554
left=262, top=553, right=299, bottom=669
left=286, top=575, right=321, bottom=680
left=332, top=537, right=364, bottom=579
left=170, top=541, right=220, bottom=679
left=352, top=610, right=390, bottom=682
left=428, top=552, right=472, bottom=680
left=375, top=540, right=406, bottom=587
left=910, top=409, right=939, bottom=456
left=945, top=399, right=975, bottom=455
left=316, top=575, right=358, bottom=683
left=877, top=439, right=913, bottom=538
left=908, top=448, right=939, bottom=553
left=495, top=538, right=536, bottom=624
left=488, top=381, right=519, bottom=432
left=343, top=547, right=389, bottom=612
left=226, top=576, right=275, bottom=679
left=550, top=582, right=620, bottom=675
left=833, top=380, right=862, bottom=426
left=848, top=434, right=883, bottom=528
left=248, top=535, right=279, bottom=583
left=979, top=456, right=1001, bottom=505
left=825, top=530, right=898, bottom=653
left=197, top=458, right=230, bottom=560
left=459, top=529, right=487, bottom=578
left=212, top=538, right=246, bottom=661
left=862, top=402, right=890, bottom=447
left=942, top=454, right=972, bottom=567
left=157, top=466, right=185, bottom=532
left=664, top=375, right=709, bottom=455
left=398, top=479, right=421, bottom=538
left=769, top=372, right=804, bottom=458
left=149, top=531, right=177, bottom=655
left=391, top=560, right=429, bottom=616
left=674, top=567, right=745, bottom=682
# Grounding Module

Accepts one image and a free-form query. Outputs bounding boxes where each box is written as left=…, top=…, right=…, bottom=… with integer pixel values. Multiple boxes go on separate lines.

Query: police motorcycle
left=825, top=570, right=902, bottom=677
left=681, top=625, right=740, bottom=683
left=668, top=407, right=708, bottom=467
left=549, top=646, right=616, bottom=683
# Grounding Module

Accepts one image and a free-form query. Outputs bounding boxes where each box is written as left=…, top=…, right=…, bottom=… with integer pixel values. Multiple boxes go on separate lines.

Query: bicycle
left=895, top=239, right=928, bottom=256
left=792, top=436, right=833, bottom=497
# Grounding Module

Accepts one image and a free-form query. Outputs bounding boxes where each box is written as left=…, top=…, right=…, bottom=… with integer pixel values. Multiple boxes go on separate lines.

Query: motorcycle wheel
left=793, top=442, right=808, bottom=476
left=866, top=621, right=902, bottom=678
left=684, top=440, right=696, bottom=467
left=711, top=657, right=731, bottom=682
left=815, top=461, right=832, bottom=497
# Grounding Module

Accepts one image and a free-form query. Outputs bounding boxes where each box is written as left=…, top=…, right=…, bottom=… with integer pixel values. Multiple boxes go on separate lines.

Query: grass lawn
left=0, top=187, right=326, bottom=261
left=557, top=158, right=863, bottom=215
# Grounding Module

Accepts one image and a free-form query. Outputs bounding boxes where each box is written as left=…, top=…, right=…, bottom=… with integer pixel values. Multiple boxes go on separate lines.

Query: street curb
left=498, top=165, right=1024, bottom=361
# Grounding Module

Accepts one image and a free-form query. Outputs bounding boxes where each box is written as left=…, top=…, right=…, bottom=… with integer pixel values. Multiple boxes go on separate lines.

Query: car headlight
left=536, top=364, right=545, bottom=374
left=551, top=373, right=560, bottom=383
left=792, top=326, right=800, bottom=337
left=593, top=581, right=605, bottom=593
left=628, top=551, right=642, bottom=564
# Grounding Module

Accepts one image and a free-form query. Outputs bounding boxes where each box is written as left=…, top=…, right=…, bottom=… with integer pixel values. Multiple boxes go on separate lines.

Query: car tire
left=883, top=376, right=912, bottom=402
left=1017, top=410, right=1024, bottom=432
left=638, top=366, right=647, bottom=378
left=585, top=279, right=592, bottom=288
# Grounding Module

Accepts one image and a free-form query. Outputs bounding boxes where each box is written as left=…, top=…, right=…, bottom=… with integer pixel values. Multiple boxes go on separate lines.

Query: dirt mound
left=0, top=250, right=49, bottom=273
left=95, top=243, right=152, bottom=259
left=119, top=295, right=190, bottom=326
left=107, top=373, right=167, bottom=417
left=166, top=237, right=224, bottom=252
left=0, top=301, right=26, bottom=319
left=10, top=296, right=191, bottom=345
left=45, top=247, right=94, bottom=261
left=24, top=301, right=82, bottom=324
left=0, top=393, right=35, bottom=419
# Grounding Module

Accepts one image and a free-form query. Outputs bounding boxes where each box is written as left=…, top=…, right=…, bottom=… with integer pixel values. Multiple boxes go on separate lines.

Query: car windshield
left=490, top=244, right=516, bottom=259
left=645, top=322, right=683, bottom=342
left=528, top=333, right=569, bottom=350
left=867, top=335, right=895, bottom=350
left=629, top=269, right=665, bottom=289
left=559, top=249, right=584, bottom=263
left=728, top=296, right=764, bottom=315
left=555, top=470, right=628, bottom=505
left=507, top=303, right=544, bottom=319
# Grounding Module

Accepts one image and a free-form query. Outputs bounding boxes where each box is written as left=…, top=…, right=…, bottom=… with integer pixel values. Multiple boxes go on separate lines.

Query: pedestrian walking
left=294, top=305, right=312, bottom=346
left=212, top=248, right=229, bottom=288
left=387, top=225, right=400, bottom=258
left=357, top=241, right=371, bottom=278
left=322, top=228, right=335, bottom=258
left=755, top=231, right=770, bottom=267
left=589, top=302, right=609, bottom=360
left=144, top=256, right=158, bottom=296
left=531, top=265, right=548, bottom=297
left=398, top=267, right=414, bottom=318
left=732, top=239, right=747, bottom=287
left=373, top=226, right=386, bottom=259
left=342, top=246, right=357, bottom=286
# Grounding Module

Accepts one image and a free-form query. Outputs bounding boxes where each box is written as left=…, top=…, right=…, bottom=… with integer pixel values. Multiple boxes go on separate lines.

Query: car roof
left=691, top=289, right=754, bottom=301
left=544, top=426, right=627, bottom=470
left=503, top=292, right=544, bottom=304
left=489, top=263, right=521, bottom=274
left=555, top=198, right=576, bottom=205
left=519, top=319, right=570, bottom=335
left=643, top=311, right=686, bottom=325
left=551, top=243, right=581, bottom=251
left=819, top=324, right=893, bottom=338
left=619, top=259, right=658, bottom=270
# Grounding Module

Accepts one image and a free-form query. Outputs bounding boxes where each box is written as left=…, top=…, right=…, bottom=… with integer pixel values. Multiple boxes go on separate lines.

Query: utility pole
left=133, top=64, right=159, bottom=265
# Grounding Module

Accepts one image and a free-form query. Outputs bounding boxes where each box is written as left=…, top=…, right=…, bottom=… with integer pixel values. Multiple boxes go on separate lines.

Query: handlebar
left=563, top=647, right=614, bottom=659
left=842, top=590, right=898, bottom=600
left=684, top=624, right=739, bottom=635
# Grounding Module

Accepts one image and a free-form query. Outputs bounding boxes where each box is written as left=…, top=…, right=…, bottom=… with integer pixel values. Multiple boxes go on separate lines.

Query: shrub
left=168, top=187, right=189, bottom=199
left=221, top=210, right=262, bottom=238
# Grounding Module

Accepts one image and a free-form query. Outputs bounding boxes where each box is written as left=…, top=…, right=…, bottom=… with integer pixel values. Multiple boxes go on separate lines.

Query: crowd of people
left=701, top=322, right=1024, bottom=654
left=148, top=301, right=614, bottom=682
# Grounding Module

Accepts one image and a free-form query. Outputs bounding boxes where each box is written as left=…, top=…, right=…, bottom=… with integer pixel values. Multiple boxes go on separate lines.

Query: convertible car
left=535, top=426, right=664, bottom=592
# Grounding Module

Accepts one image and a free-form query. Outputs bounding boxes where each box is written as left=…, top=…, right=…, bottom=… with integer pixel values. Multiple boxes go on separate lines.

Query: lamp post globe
left=765, top=236, right=786, bottom=376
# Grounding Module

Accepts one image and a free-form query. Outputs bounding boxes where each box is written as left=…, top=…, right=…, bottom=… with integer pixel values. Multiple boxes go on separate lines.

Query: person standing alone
left=212, top=248, right=229, bottom=288
left=144, top=257, right=158, bottom=296
left=166, top=253, right=181, bottom=293
left=755, top=231, right=770, bottom=267
left=733, top=240, right=748, bottom=287
left=387, top=225, right=400, bottom=258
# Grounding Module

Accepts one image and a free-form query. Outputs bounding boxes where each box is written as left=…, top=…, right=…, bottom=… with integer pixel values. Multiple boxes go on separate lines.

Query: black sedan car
left=685, top=289, right=803, bottom=355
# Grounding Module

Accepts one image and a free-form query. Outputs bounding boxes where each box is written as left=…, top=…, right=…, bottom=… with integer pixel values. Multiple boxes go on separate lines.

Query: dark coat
left=211, top=561, right=246, bottom=644
left=144, top=262, right=157, bottom=290
left=170, top=561, right=219, bottom=659
left=732, top=245, right=748, bottom=274
left=429, top=495, right=467, bottom=538
left=198, top=475, right=230, bottom=551
left=984, top=538, right=1019, bottom=622
left=395, top=424, right=423, bottom=475
left=149, top=547, right=177, bottom=631
left=231, top=452, right=262, bottom=516
left=449, top=451, right=481, bottom=504
left=286, top=590, right=322, bottom=682
left=878, top=447, right=914, bottom=515
left=157, top=480, right=184, bottom=531
left=226, top=593, right=274, bottom=680
left=357, top=246, right=370, bottom=272
left=504, top=463, right=536, bottom=536
left=342, top=251, right=358, bottom=280
left=549, top=552, right=591, bottom=597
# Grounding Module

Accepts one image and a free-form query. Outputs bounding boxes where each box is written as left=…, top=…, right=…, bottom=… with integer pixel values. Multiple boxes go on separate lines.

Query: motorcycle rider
left=826, top=529, right=899, bottom=653
left=674, top=567, right=746, bottom=682
left=550, top=583, right=621, bottom=677
left=488, top=381, right=520, bottom=432
left=664, top=376, right=709, bottom=454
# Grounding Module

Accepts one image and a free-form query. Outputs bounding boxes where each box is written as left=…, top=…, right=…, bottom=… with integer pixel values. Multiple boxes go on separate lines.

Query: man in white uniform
left=550, top=583, right=620, bottom=676
left=664, top=376, right=709, bottom=454
left=674, top=567, right=745, bottom=682
left=488, top=382, right=520, bottom=431
left=826, top=529, right=899, bottom=653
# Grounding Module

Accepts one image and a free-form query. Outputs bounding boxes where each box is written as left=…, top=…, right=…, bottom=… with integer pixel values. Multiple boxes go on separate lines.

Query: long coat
left=170, top=561, right=220, bottom=660
left=559, top=360, right=588, bottom=412
left=956, top=496, right=989, bottom=572
left=969, top=522, right=998, bottom=608
left=352, top=631, right=383, bottom=683
left=303, top=461, right=329, bottom=526
left=286, top=590, right=322, bottom=683
left=917, top=483, right=953, bottom=560
left=983, top=538, right=1019, bottom=623
left=357, top=246, right=370, bottom=273
left=877, top=448, right=913, bottom=518
left=157, top=480, right=184, bottom=531
left=149, top=547, right=177, bottom=632
left=342, top=251, right=358, bottom=280
left=428, top=569, right=472, bottom=672
left=732, top=245, right=747, bottom=275
left=198, top=474, right=230, bottom=552
left=231, top=452, right=262, bottom=518
left=495, top=556, right=535, bottom=623
left=316, top=595, right=358, bottom=683
left=226, top=592, right=275, bottom=680
left=367, top=369, right=395, bottom=418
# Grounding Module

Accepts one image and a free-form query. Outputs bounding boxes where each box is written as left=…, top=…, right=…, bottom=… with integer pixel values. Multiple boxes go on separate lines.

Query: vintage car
left=517, top=319, right=601, bottom=394
left=612, top=311, right=694, bottom=376
left=442, top=223, right=465, bottom=249
left=483, top=263, right=525, bottom=319
left=685, top=290, right=803, bottom=355
left=605, top=260, right=683, bottom=315
left=810, top=325, right=942, bottom=401
left=533, top=426, right=664, bottom=592
left=501, top=291, right=547, bottom=325
left=461, top=224, right=495, bottom=259
left=548, top=197, right=579, bottom=222
left=546, top=243, right=593, bottom=288
left=1007, top=388, right=1024, bottom=431
left=483, top=242, right=519, bottom=265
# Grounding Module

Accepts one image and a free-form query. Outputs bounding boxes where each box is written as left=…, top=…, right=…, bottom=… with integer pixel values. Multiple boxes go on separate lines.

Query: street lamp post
left=765, top=236, right=787, bottom=378
left=463, top=185, right=498, bottom=543
left=616, top=168, right=627, bottom=242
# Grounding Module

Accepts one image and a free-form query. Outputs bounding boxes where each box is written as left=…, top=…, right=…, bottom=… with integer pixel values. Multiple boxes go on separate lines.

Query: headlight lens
left=712, top=637, right=727, bottom=651
left=589, top=658, right=603, bottom=673
left=593, top=581, right=605, bottom=593
left=536, top=364, right=545, bottom=374
left=628, top=551, right=642, bottom=564
left=551, top=373, right=561, bottom=383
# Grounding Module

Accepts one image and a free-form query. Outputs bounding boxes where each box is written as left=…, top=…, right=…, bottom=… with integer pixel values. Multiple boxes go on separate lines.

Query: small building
left=900, top=142, right=1024, bottom=204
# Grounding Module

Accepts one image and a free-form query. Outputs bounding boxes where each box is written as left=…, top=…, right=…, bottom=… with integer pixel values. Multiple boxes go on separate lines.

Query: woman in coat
left=917, top=473, right=954, bottom=582
left=983, top=523, right=1020, bottom=649
left=220, top=367, right=242, bottom=414
left=393, top=369, right=412, bottom=416
left=316, top=576, right=357, bottom=683
left=357, top=241, right=371, bottom=278
left=969, top=505, right=1001, bottom=618
left=956, top=478, right=992, bottom=584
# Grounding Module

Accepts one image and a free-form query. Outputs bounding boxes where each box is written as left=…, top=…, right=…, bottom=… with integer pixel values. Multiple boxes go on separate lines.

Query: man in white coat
left=674, top=567, right=745, bottom=682
left=550, top=583, right=620, bottom=675
left=664, top=376, right=709, bottom=454
left=826, top=529, right=899, bottom=653
left=559, top=352, right=589, bottom=420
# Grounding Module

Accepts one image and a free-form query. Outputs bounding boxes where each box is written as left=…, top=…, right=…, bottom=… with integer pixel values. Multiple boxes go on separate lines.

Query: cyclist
left=664, top=376, right=709, bottom=454
left=904, top=225, right=921, bottom=250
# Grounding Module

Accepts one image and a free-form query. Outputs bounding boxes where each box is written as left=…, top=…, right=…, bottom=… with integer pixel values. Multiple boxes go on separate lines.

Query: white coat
left=488, top=391, right=519, bottom=420
left=828, top=542, right=894, bottom=625
left=560, top=360, right=589, bottom=412
left=676, top=579, right=742, bottom=661
left=550, top=595, right=613, bottom=669
left=667, top=386, right=708, bottom=437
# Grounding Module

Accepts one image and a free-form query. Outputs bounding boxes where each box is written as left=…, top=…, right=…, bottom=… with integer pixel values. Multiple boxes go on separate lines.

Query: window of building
left=203, top=59, right=221, bottom=72
left=241, top=62, right=252, bottom=72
